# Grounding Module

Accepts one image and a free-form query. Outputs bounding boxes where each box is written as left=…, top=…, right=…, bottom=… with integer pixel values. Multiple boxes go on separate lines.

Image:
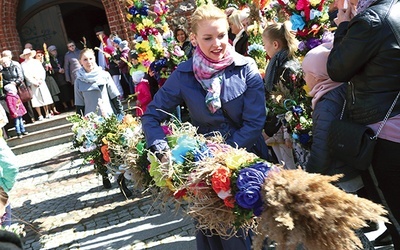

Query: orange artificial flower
left=100, top=144, right=110, bottom=163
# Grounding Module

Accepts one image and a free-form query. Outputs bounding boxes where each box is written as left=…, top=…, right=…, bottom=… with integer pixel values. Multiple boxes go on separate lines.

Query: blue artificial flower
left=235, top=185, right=262, bottom=209
left=138, top=6, right=149, bottom=16
left=171, top=135, right=198, bottom=164
left=292, top=105, right=304, bottom=115
left=236, top=168, right=265, bottom=190
left=299, top=133, right=311, bottom=145
left=249, top=162, right=271, bottom=176
left=193, top=143, right=213, bottom=162
left=235, top=166, right=270, bottom=214
left=290, top=14, right=306, bottom=31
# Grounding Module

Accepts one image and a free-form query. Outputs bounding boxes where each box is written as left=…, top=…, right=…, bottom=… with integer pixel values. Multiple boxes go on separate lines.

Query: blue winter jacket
left=306, top=84, right=360, bottom=181
left=142, top=52, right=268, bottom=159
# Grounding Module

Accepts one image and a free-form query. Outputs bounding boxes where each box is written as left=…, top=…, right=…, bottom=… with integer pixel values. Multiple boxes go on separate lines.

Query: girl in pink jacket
left=4, top=84, right=28, bottom=138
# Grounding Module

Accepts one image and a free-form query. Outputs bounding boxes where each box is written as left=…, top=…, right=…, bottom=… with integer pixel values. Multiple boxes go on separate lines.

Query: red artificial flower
left=100, top=144, right=111, bottom=163
left=224, top=196, right=235, bottom=208
left=174, top=188, right=187, bottom=199
left=297, top=28, right=310, bottom=37
left=211, top=168, right=231, bottom=194
left=188, top=181, right=207, bottom=196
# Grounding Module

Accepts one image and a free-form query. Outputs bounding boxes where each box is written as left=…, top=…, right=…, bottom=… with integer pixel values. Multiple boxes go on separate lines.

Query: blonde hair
left=228, top=9, right=250, bottom=31
left=191, top=4, right=229, bottom=35
left=1, top=50, right=12, bottom=59
left=262, top=21, right=298, bottom=58
left=79, top=48, right=95, bottom=60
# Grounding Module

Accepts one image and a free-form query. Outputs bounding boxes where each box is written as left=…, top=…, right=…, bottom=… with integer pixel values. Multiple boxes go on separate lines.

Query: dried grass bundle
left=185, top=145, right=259, bottom=237
left=253, top=169, right=388, bottom=250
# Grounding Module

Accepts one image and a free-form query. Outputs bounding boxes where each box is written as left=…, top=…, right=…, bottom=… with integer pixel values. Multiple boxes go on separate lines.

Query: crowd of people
left=1, top=0, right=399, bottom=249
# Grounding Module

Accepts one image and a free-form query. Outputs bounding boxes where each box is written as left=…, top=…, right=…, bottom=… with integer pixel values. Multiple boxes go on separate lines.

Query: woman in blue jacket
left=142, top=4, right=269, bottom=250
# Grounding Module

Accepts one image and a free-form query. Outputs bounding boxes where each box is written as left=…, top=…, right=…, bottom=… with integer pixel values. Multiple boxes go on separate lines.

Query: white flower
left=310, top=9, right=322, bottom=20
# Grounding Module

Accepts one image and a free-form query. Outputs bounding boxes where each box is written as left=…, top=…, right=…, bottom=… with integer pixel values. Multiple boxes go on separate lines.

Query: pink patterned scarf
left=356, top=0, right=378, bottom=13
left=192, top=45, right=235, bottom=113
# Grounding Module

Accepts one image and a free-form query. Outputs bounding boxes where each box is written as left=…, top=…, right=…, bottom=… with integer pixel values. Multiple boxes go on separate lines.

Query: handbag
left=17, top=82, right=33, bottom=103
left=328, top=91, right=400, bottom=170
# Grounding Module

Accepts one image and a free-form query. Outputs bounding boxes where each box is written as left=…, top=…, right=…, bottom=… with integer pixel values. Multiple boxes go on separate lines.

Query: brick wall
left=0, top=0, right=195, bottom=61
left=0, top=0, right=22, bottom=60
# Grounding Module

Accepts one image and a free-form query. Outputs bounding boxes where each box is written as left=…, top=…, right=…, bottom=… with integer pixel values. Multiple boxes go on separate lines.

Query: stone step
left=7, top=111, right=75, bottom=137
left=7, top=123, right=73, bottom=147
left=9, top=132, right=74, bottom=155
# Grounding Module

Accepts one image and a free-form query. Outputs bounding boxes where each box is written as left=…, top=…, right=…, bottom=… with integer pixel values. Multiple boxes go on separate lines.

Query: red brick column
left=0, top=0, right=23, bottom=61
left=101, top=0, right=133, bottom=42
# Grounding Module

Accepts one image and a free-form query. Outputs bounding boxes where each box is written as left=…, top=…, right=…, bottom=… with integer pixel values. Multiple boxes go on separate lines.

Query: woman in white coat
left=20, top=49, right=53, bottom=120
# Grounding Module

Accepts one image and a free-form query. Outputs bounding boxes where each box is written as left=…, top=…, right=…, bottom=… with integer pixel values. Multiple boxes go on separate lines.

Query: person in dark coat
left=48, top=45, right=75, bottom=111
left=303, top=43, right=362, bottom=192
left=327, top=0, right=400, bottom=247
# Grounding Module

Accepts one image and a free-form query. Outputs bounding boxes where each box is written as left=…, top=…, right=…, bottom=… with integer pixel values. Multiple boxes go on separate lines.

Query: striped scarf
left=192, top=46, right=234, bottom=113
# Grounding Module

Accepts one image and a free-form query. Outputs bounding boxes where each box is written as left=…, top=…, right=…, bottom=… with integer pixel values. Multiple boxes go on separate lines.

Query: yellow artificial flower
left=136, top=23, right=144, bottom=31
left=142, top=18, right=155, bottom=28
left=310, top=0, right=321, bottom=6
left=165, top=178, right=175, bottom=191
left=225, top=151, right=249, bottom=170
left=162, top=23, right=170, bottom=33
left=102, top=137, right=108, bottom=145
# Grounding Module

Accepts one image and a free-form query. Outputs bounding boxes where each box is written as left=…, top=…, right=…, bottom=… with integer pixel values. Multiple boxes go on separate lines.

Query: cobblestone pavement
left=10, top=143, right=196, bottom=250
left=9, top=143, right=394, bottom=250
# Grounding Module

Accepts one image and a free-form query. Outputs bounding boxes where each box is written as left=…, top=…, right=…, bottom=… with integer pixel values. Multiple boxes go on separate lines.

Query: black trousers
left=361, top=138, right=400, bottom=249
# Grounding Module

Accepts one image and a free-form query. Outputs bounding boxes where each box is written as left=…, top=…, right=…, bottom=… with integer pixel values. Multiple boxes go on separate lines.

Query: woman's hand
left=334, top=8, right=353, bottom=26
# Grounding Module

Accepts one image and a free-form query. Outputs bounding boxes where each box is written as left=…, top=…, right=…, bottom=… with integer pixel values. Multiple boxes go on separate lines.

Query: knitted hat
left=112, top=37, right=122, bottom=45
left=4, top=84, right=17, bottom=94
left=131, top=71, right=145, bottom=83
left=48, top=45, right=57, bottom=52
left=118, top=40, right=129, bottom=50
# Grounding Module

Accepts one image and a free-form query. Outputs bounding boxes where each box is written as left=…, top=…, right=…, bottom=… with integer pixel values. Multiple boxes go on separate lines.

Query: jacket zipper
left=349, top=81, right=356, bottom=105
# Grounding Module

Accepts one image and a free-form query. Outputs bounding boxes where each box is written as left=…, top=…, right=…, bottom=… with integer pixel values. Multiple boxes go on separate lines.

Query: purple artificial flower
left=306, top=38, right=322, bottom=50
left=321, top=31, right=334, bottom=44
left=298, top=41, right=307, bottom=51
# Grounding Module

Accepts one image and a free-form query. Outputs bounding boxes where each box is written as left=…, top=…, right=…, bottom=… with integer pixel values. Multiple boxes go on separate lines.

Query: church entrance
left=17, top=1, right=108, bottom=56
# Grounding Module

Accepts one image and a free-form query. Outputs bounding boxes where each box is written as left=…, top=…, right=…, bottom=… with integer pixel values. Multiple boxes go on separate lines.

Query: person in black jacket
left=327, top=0, right=400, bottom=247
left=48, top=45, right=75, bottom=111
left=0, top=50, right=35, bottom=123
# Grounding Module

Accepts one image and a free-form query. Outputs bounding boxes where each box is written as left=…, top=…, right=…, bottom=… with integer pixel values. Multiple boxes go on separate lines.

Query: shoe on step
left=117, top=173, right=132, bottom=197
left=102, top=176, right=112, bottom=189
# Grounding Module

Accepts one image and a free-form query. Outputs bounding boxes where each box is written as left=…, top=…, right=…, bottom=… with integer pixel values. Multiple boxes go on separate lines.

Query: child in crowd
left=302, top=42, right=363, bottom=192
left=4, top=84, right=28, bottom=138
left=262, top=21, right=298, bottom=169
left=131, top=71, right=151, bottom=117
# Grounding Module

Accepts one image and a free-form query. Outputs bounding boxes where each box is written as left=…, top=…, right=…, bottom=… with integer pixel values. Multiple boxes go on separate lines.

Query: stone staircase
left=6, top=111, right=75, bottom=155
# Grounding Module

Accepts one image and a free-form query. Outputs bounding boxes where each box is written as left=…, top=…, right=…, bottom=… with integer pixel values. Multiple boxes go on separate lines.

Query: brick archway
left=0, top=0, right=194, bottom=61
left=0, top=0, right=130, bottom=60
